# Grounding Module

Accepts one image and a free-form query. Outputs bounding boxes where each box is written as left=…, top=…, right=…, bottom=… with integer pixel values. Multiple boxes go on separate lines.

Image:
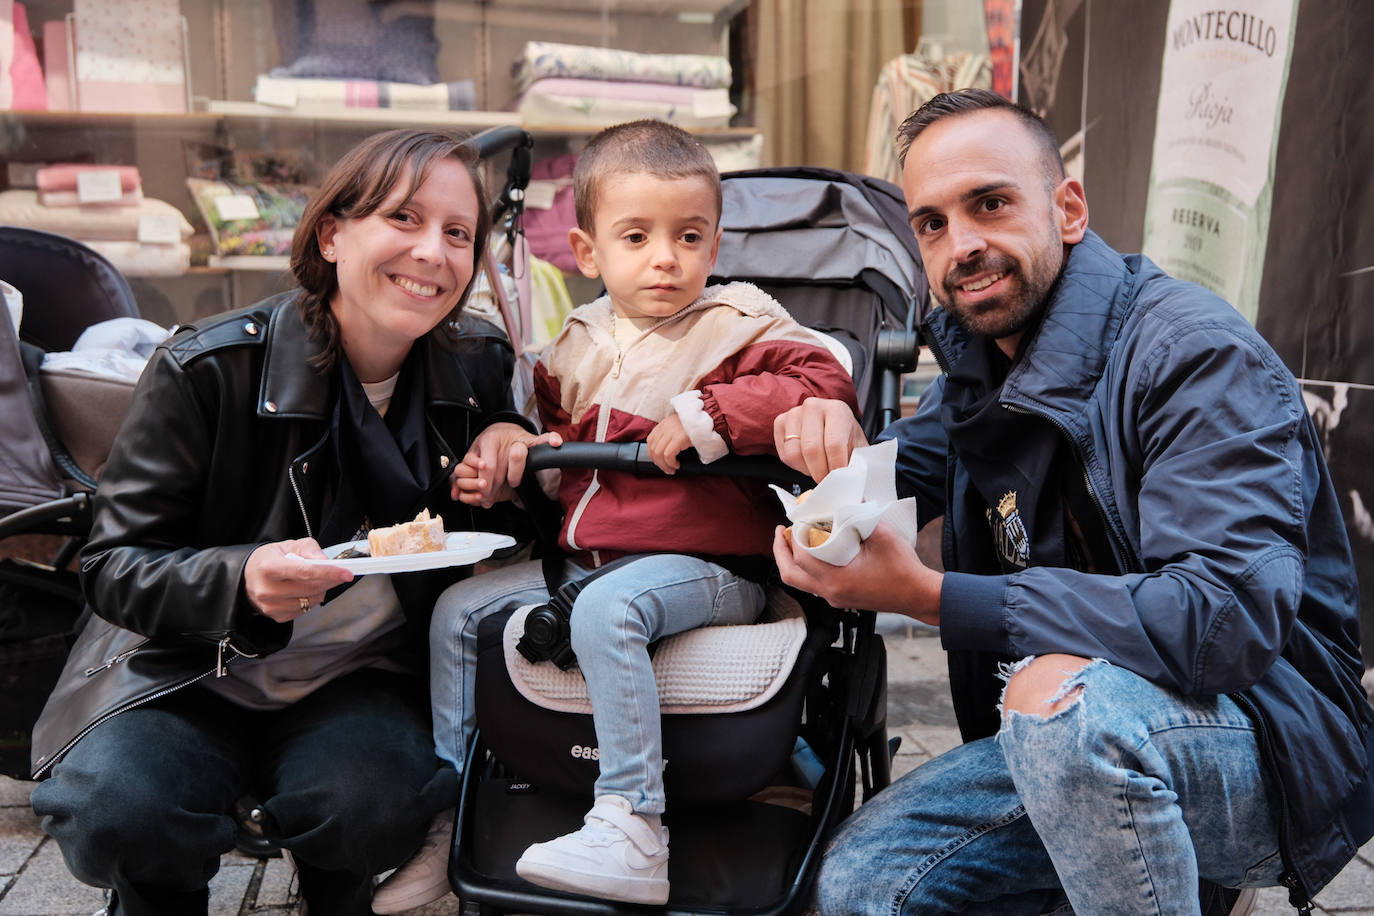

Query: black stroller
left=446, top=146, right=929, bottom=916
left=0, top=227, right=143, bottom=779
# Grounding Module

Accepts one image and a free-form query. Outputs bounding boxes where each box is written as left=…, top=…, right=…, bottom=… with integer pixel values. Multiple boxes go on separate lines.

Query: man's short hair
left=573, top=120, right=722, bottom=232
left=896, top=88, right=1065, bottom=187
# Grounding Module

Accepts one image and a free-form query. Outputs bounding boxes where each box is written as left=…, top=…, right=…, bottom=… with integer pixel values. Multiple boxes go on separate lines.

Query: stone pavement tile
left=1253, top=885, right=1294, bottom=914
left=0, top=837, right=103, bottom=915
left=207, top=862, right=253, bottom=916
left=0, top=782, right=31, bottom=810
left=0, top=807, right=43, bottom=876
left=252, top=855, right=294, bottom=908
left=1310, top=842, right=1374, bottom=913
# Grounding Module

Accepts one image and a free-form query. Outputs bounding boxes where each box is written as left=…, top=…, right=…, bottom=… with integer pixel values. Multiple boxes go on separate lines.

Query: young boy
left=371, top=119, right=858, bottom=911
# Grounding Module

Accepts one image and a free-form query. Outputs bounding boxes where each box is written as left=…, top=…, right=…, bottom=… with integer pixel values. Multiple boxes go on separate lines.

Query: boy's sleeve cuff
left=670, top=390, right=729, bottom=463
left=939, top=571, right=1014, bottom=655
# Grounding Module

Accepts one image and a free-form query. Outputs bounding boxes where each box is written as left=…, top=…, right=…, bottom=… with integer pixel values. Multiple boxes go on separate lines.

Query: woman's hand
left=244, top=539, right=355, bottom=623
left=453, top=422, right=563, bottom=508
left=774, top=397, right=868, bottom=482
left=647, top=414, right=692, bottom=475
left=772, top=522, right=941, bottom=625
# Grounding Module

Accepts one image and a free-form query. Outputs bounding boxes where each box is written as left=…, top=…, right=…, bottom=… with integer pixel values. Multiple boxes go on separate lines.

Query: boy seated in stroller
left=372, top=119, right=859, bottom=911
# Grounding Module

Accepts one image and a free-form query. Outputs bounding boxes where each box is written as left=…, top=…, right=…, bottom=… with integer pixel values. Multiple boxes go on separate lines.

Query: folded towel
left=515, top=40, right=732, bottom=94
left=36, top=163, right=141, bottom=193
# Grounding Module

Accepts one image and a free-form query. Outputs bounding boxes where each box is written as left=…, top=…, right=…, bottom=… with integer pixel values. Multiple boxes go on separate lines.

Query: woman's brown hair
left=290, top=129, right=491, bottom=371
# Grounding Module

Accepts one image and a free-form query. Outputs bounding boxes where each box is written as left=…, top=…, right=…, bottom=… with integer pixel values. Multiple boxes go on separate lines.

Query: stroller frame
left=447, top=447, right=895, bottom=916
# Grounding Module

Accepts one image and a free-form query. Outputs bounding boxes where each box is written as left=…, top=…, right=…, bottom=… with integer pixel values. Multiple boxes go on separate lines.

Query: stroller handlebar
left=462, top=125, right=533, bottom=160
left=524, top=442, right=811, bottom=488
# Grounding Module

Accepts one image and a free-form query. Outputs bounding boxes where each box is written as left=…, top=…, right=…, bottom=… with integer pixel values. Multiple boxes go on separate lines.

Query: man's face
left=900, top=109, right=1087, bottom=355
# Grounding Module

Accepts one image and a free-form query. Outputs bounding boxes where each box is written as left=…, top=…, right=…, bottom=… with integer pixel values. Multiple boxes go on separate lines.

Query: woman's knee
left=33, top=765, right=231, bottom=881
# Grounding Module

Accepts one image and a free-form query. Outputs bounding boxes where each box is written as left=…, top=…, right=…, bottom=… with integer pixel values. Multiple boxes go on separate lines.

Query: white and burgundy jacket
left=534, top=282, right=859, bottom=568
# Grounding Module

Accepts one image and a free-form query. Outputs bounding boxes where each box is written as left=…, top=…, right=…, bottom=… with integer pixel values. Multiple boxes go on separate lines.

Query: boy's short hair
left=573, top=120, right=722, bottom=233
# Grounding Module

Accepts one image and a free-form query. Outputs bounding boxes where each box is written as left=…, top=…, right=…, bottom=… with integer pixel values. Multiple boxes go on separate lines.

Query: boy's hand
left=647, top=414, right=692, bottom=475
left=452, top=422, right=563, bottom=508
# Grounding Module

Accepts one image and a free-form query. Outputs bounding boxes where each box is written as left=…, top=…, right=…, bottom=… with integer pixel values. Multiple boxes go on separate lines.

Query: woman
left=29, top=129, right=552, bottom=916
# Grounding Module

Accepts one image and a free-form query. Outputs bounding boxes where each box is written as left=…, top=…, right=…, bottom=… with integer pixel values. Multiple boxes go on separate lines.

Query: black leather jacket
left=31, top=292, right=532, bottom=778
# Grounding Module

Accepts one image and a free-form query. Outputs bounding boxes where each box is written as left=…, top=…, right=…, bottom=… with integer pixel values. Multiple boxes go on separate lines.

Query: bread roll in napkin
left=771, top=438, right=919, bottom=566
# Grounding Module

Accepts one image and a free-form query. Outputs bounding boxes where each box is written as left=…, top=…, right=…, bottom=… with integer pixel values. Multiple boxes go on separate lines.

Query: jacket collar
left=258, top=293, right=483, bottom=419
left=924, top=229, right=1136, bottom=430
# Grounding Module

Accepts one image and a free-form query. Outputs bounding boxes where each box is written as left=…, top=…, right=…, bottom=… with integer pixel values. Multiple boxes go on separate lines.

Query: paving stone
left=0, top=781, right=33, bottom=810
left=207, top=862, right=253, bottom=916
left=0, top=806, right=43, bottom=875
left=252, top=856, right=295, bottom=908
left=0, top=839, right=103, bottom=915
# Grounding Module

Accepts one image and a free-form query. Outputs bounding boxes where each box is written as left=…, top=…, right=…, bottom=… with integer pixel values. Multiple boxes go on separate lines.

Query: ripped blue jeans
left=815, top=659, right=1285, bottom=915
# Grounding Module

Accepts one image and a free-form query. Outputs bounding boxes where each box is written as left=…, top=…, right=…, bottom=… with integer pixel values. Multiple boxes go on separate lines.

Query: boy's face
left=568, top=172, right=722, bottom=320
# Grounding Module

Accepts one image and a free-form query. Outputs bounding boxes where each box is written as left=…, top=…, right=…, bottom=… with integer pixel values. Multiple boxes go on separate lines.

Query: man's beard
left=935, top=248, right=1063, bottom=342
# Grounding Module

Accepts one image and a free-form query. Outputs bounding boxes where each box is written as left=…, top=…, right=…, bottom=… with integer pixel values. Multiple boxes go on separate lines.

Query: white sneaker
left=515, top=795, right=669, bottom=905
left=371, top=809, right=455, bottom=913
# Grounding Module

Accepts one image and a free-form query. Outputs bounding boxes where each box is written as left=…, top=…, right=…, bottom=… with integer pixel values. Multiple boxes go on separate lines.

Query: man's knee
left=1001, top=654, right=1093, bottom=721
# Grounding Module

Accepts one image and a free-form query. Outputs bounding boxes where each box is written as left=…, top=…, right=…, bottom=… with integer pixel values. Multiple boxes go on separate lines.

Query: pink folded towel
left=36, top=164, right=142, bottom=193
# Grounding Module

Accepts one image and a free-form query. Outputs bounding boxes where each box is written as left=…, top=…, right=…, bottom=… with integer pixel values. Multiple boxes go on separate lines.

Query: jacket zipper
left=35, top=635, right=258, bottom=779
left=83, top=642, right=146, bottom=676
left=1001, top=401, right=1137, bottom=574
left=1231, top=692, right=1313, bottom=914
left=565, top=313, right=646, bottom=550
left=288, top=463, right=313, bottom=540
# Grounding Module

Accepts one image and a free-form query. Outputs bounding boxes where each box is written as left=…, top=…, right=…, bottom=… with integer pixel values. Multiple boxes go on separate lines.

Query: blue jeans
left=430, top=554, right=765, bottom=814
left=816, top=660, right=1285, bottom=915
left=30, top=668, right=454, bottom=916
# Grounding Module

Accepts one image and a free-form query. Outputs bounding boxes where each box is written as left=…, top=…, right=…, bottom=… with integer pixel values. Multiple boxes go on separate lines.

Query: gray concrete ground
left=1, top=617, right=1370, bottom=915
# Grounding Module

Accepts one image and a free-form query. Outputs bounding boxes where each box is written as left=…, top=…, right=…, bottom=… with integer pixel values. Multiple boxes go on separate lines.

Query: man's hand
left=244, top=539, right=354, bottom=622
left=453, top=422, right=563, bottom=508
left=647, top=413, right=692, bottom=475
left=774, top=397, right=868, bottom=482
left=773, top=523, right=941, bottom=625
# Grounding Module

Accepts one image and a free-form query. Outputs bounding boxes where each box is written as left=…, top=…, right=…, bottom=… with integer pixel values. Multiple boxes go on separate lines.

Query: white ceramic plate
left=298, top=531, right=517, bottom=575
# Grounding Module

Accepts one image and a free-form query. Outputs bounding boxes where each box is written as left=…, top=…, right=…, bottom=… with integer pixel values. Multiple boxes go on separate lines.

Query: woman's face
left=318, top=158, right=480, bottom=381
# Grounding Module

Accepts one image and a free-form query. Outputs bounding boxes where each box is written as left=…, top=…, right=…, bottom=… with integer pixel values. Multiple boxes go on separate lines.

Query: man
left=773, top=89, right=1374, bottom=914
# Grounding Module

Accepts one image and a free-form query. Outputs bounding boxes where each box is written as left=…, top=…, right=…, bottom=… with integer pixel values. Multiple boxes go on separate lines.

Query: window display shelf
left=200, top=100, right=522, bottom=130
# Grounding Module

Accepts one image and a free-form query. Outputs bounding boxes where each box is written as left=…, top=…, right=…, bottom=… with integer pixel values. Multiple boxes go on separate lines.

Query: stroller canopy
left=714, top=167, right=927, bottom=328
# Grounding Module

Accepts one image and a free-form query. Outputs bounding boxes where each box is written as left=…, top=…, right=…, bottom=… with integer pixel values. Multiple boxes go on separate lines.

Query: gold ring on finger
left=298, top=597, right=310, bottom=612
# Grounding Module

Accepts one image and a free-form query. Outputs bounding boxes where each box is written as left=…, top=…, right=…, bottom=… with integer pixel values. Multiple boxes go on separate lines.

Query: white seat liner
left=502, top=587, right=808, bottom=716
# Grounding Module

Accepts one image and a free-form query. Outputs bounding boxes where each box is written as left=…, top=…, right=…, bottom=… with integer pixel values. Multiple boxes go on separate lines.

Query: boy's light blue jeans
left=815, top=659, right=1285, bottom=915
left=430, top=554, right=764, bottom=816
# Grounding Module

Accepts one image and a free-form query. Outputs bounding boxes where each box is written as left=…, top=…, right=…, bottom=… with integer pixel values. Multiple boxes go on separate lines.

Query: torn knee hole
left=999, top=656, right=1091, bottom=720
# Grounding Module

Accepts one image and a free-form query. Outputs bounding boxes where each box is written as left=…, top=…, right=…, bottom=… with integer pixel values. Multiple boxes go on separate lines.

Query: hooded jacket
left=31, top=291, right=531, bottom=778
left=534, top=282, right=858, bottom=568
left=886, top=230, right=1373, bottom=902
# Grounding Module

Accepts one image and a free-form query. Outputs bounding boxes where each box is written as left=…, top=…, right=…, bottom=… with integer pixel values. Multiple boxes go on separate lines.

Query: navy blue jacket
left=885, top=230, right=1374, bottom=899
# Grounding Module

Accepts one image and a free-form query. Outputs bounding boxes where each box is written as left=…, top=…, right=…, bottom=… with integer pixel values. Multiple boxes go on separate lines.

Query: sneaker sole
left=515, top=858, right=669, bottom=906
left=371, top=876, right=452, bottom=913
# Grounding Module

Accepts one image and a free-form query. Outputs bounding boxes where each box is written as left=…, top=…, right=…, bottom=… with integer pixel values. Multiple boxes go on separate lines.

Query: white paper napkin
left=771, top=438, right=919, bottom=566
